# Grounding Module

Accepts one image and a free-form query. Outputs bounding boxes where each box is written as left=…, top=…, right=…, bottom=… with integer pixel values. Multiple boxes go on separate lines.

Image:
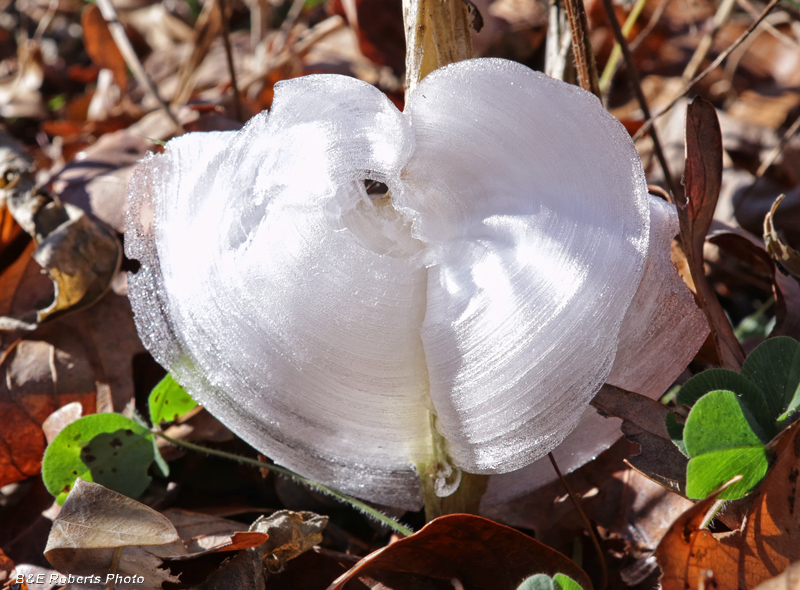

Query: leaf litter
left=2, top=0, right=800, bottom=588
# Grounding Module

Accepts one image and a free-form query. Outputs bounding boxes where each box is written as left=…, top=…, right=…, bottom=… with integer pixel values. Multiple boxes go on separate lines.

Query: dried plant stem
left=154, top=431, right=414, bottom=537
left=402, top=0, right=473, bottom=98
left=94, top=0, right=181, bottom=131
left=562, top=0, right=601, bottom=98
left=548, top=453, right=608, bottom=590
left=105, top=547, right=123, bottom=590
left=735, top=0, right=798, bottom=47
left=757, top=114, right=800, bottom=177
left=600, top=0, right=677, bottom=199
left=682, top=0, right=737, bottom=81
left=632, top=0, right=780, bottom=143
left=217, top=0, right=243, bottom=122
left=629, top=0, right=669, bottom=52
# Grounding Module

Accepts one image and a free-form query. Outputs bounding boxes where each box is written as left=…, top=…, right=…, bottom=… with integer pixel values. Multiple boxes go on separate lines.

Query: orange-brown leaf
left=81, top=4, right=127, bottom=92
left=329, top=514, right=592, bottom=590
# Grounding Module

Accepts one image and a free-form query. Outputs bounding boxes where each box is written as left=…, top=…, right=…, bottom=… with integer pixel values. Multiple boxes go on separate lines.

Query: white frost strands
left=126, top=59, right=707, bottom=510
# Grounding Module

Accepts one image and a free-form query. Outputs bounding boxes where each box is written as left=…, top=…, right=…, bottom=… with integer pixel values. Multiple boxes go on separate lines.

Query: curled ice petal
left=399, top=61, right=650, bottom=473
left=126, top=58, right=707, bottom=510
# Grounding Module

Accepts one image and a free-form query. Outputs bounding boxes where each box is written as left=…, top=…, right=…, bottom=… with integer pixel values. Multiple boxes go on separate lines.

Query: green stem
left=153, top=431, right=414, bottom=537
left=598, top=0, right=647, bottom=95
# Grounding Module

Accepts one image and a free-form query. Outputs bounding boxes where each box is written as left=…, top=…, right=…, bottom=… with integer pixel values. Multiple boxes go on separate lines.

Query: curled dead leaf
left=250, top=510, right=328, bottom=574
left=764, top=194, right=800, bottom=280
left=0, top=130, right=122, bottom=331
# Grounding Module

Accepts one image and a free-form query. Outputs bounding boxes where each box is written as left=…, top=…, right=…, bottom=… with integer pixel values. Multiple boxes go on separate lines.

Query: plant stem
left=562, top=0, right=601, bottom=97
left=402, top=0, right=473, bottom=98
left=153, top=431, right=414, bottom=537
left=598, top=0, right=647, bottom=95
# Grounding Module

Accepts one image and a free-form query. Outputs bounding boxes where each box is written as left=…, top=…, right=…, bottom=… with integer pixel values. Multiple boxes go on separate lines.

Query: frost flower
left=126, top=59, right=707, bottom=510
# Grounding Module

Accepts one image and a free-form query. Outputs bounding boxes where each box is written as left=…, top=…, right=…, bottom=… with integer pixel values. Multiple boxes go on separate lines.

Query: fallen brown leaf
left=81, top=4, right=128, bottom=92
left=0, top=131, right=122, bottom=331
left=250, top=510, right=328, bottom=574
left=45, top=479, right=184, bottom=590
left=0, top=338, right=97, bottom=488
left=707, top=227, right=800, bottom=341
left=328, top=514, right=591, bottom=590
left=52, top=130, right=154, bottom=233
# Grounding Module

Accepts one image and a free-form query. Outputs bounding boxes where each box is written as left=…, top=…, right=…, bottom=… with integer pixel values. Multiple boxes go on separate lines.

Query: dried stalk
left=600, top=0, right=678, bottom=198
left=562, top=0, right=601, bottom=97
left=95, top=0, right=181, bottom=131
left=402, top=0, right=473, bottom=98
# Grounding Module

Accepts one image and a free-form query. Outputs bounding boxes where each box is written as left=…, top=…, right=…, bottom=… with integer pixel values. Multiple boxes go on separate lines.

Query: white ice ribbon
left=126, top=58, right=707, bottom=510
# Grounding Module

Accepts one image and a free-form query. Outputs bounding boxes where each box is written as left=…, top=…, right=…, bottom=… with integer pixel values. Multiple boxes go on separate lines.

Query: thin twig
left=629, top=0, right=669, bottom=51
left=153, top=430, right=415, bottom=537
left=599, top=0, right=647, bottom=95
left=600, top=0, right=678, bottom=199
left=735, top=0, right=799, bottom=47
left=562, top=0, right=601, bottom=97
left=549, top=453, right=608, bottom=590
left=682, top=0, right=737, bottom=81
left=94, top=0, right=182, bottom=131
left=632, top=0, right=779, bottom=143
left=217, top=0, right=243, bottom=122
left=757, top=114, right=800, bottom=177
left=33, top=0, right=58, bottom=42
left=105, top=547, right=124, bottom=590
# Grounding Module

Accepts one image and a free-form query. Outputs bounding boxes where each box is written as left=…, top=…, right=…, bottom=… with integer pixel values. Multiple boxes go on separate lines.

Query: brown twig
left=629, top=0, right=669, bottom=51
left=632, top=0, right=780, bottom=143
left=562, top=0, right=601, bottom=98
left=757, top=114, right=800, bottom=178
left=600, top=0, right=678, bottom=199
left=682, top=0, right=737, bottom=81
left=217, top=0, right=243, bottom=122
left=94, top=0, right=181, bottom=132
left=548, top=453, right=608, bottom=590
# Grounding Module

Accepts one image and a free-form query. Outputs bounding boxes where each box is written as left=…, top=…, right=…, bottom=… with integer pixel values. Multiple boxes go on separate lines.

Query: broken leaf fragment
left=126, top=58, right=707, bottom=509
left=0, top=130, right=122, bottom=331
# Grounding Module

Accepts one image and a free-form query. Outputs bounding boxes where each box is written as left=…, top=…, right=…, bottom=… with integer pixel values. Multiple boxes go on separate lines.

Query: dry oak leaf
left=655, top=419, right=800, bottom=590
left=328, top=513, right=591, bottom=590
left=45, top=479, right=183, bottom=590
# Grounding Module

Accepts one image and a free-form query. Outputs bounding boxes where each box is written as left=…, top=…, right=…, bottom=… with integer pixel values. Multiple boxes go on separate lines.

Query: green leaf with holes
left=42, top=413, right=160, bottom=505
left=149, top=373, right=198, bottom=426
